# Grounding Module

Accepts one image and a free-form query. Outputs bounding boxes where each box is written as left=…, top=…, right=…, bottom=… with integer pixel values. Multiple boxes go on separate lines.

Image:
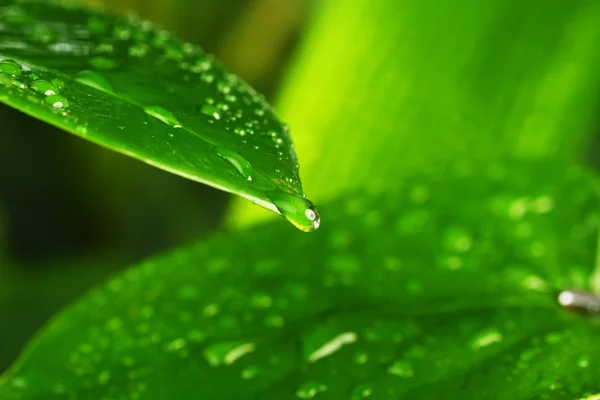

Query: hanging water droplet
left=76, top=70, right=114, bottom=93
left=144, top=105, right=181, bottom=128
left=216, top=147, right=253, bottom=181
left=45, top=94, right=68, bottom=109
left=30, top=80, right=59, bottom=96
left=0, top=59, right=21, bottom=76
left=268, top=192, right=320, bottom=232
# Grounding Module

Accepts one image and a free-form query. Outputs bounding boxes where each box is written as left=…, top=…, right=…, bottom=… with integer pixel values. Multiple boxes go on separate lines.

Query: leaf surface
left=1, top=161, right=599, bottom=399
left=0, top=0, right=318, bottom=231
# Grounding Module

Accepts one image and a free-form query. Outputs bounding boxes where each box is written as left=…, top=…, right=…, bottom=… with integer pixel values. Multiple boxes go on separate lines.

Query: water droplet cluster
left=0, top=1, right=315, bottom=231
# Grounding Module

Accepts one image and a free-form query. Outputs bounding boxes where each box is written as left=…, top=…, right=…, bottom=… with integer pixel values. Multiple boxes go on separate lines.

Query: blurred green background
left=0, top=0, right=311, bottom=373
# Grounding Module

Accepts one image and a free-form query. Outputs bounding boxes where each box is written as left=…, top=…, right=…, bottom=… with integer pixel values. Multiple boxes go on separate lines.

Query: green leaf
left=2, top=160, right=600, bottom=399
left=0, top=0, right=319, bottom=232
left=228, top=0, right=600, bottom=227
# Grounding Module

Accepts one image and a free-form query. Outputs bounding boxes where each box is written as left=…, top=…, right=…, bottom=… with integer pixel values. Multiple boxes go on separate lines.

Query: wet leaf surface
left=0, top=0, right=318, bottom=231
left=1, top=160, right=599, bottom=399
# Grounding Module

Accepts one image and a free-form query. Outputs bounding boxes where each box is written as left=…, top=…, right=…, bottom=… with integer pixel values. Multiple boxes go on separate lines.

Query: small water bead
left=241, top=366, right=260, bottom=380
left=268, top=192, right=320, bottom=232
left=308, top=332, right=358, bottom=363
left=52, top=79, right=65, bottom=90
left=470, top=328, right=503, bottom=350
left=144, top=105, right=181, bottom=128
left=387, top=360, right=414, bottom=378
left=76, top=70, right=114, bottom=93
left=203, top=341, right=255, bottom=366
left=351, top=384, right=373, bottom=399
left=0, top=59, right=21, bottom=76
left=30, top=80, right=59, bottom=96
left=201, top=104, right=221, bottom=120
left=216, top=147, right=253, bottom=181
left=45, top=94, right=68, bottom=108
left=296, top=381, right=327, bottom=399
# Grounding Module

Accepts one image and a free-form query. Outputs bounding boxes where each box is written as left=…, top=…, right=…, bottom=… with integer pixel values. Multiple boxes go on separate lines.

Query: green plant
left=1, top=0, right=600, bottom=399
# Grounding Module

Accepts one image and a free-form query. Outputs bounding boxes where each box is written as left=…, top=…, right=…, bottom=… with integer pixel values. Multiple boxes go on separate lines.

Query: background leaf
left=228, top=0, right=600, bottom=226
left=0, top=0, right=318, bottom=231
left=1, top=161, right=599, bottom=399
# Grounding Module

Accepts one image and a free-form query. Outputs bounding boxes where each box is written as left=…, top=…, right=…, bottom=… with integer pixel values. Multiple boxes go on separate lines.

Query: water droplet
left=203, top=342, right=255, bottom=366
left=268, top=192, right=320, bottom=232
left=558, top=289, right=600, bottom=315
left=164, top=338, right=187, bottom=353
left=203, top=303, right=220, bottom=317
left=351, top=384, right=373, bottom=399
left=45, top=94, right=68, bottom=109
left=90, top=56, right=116, bottom=70
left=30, top=80, right=59, bottom=96
left=353, top=350, right=369, bottom=364
left=470, top=328, right=503, bottom=350
left=51, top=79, right=65, bottom=90
left=241, top=366, right=260, bottom=380
left=201, top=104, right=221, bottom=120
left=216, top=147, right=253, bottom=181
left=76, top=70, right=113, bottom=93
left=144, top=106, right=181, bottom=128
left=308, top=332, right=357, bottom=363
left=387, top=360, right=414, bottom=377
left=0, top=59, right=21, bottom=76
left=296, top=381, right=327, bottom=399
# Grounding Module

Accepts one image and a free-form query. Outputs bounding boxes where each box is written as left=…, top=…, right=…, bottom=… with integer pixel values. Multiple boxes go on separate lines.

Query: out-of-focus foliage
left=230, top=0, right=600, bottom=226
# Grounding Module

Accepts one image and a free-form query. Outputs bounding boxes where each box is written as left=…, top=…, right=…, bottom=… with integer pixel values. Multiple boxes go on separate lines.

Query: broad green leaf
left=229, top=0, right=600, bottom=226
left=0, top=0, right=319, bottom=232
left=2, top=160, right=600, bottom=399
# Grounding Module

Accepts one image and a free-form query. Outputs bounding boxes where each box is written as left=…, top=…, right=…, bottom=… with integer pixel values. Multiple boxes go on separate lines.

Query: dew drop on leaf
left=307, top=331, right=358, bottom=363
left=295, top=381, right=327, bottom=399
left=0, top=59, right=22, bottom=76
left=201, top=104, right=221, bottom=120
left=143, top=105, right=181, bottom=128
left=351, top=384, right=373, bottom=399
left=268, top=192, right=320, bottom=232
left=387, top=360, right=414, bottom=378
left=203, top=341, right=255, bottom=367
left=44, top=94, right=68, bottom=108
left=30, top=80, right=59, bottom=96
left=76, top=70, right=114, bottom=93
left=216, top=147, right=253, bottom=181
